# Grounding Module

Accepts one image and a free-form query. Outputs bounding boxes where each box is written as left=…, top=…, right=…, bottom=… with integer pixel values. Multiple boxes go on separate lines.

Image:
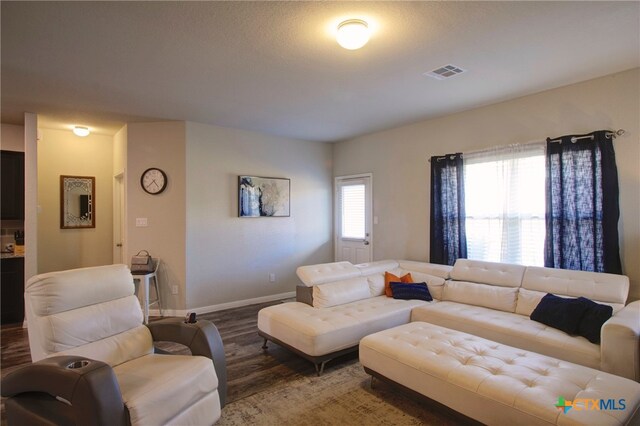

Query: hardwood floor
left=1, top=298, right=348, bottom=424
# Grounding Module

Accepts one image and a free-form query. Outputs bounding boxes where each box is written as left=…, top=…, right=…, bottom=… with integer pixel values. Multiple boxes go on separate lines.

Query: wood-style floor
left=1, top=299, right=355, bottom=424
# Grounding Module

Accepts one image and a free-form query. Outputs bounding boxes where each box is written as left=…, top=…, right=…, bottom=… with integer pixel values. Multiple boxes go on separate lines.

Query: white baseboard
left=150, top=291, right=296, bottom=318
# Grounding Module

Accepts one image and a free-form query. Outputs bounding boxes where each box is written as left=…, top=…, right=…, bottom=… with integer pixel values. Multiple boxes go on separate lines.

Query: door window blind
left=340, top=184, right=366, bottom=239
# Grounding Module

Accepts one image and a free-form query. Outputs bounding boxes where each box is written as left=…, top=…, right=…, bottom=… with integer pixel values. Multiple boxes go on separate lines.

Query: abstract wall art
left=238, top=176, right=290, bottom=217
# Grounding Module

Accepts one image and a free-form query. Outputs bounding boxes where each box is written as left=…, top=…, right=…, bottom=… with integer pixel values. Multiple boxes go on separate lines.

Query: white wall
left=334, top=68, right=640, bottom=301
left=37, top=128, right=114, bottom=273
left=1, top=124, right=25, bottom=152
left=185, top=122, right=333, bottom=310
left=126, top=122, right=187, bottom=310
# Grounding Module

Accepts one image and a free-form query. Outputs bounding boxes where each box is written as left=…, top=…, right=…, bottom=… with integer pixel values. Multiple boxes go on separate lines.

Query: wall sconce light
left=73, top=126, right=90, bottom=137
left=336, top=19, right=370, bottom=50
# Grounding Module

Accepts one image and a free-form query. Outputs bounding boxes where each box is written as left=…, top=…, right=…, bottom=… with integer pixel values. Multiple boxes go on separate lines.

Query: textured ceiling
left=2, top=1, right=639, bottom=141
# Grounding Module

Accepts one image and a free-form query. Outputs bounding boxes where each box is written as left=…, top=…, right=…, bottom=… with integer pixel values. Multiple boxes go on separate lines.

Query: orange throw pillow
left=384, top=271, right=414, bottom=297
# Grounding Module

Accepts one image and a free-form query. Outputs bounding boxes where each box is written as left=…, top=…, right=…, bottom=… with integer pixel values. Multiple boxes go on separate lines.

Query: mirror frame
left=60, top=175, right=96, bottom=229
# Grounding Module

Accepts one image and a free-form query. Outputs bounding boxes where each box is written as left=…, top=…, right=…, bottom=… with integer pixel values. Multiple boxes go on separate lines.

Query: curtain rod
left=428, top=129, right=626, bottom=162
left=547, top=128, right=625, bottom=144
left=428, top=138, right=544, bottom=163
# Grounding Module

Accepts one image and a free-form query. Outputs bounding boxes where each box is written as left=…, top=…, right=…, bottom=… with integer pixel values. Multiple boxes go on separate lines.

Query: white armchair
left=2, top=264, right=226, bottom=425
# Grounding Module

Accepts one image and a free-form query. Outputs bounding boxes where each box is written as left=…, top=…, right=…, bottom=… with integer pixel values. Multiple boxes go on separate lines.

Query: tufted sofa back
left=296, top=261, right=362, bottom=286
left=297, top=260, right=451, bottom=307
left=517, top=266, right=629, bottom=315
left=450, top=259, right=526, bottom=287
left=297, top=259, right=631, bottom=314
left=25, top=264, right=153, bottom=365
left=443, top=259, right=629, bottom=315
left=444, top=259, right=526, bottom=312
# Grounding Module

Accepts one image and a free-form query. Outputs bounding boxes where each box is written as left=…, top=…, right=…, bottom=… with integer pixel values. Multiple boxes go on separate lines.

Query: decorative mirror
left=60, top=175, right=95, bottom=229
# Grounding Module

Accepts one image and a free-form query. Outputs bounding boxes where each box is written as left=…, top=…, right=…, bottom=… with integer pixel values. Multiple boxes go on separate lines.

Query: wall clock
left=141, top=168, right=168, bottom=195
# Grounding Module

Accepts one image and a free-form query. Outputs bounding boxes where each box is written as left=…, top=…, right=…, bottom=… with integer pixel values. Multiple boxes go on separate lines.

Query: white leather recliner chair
left=2, top=264, right=226, bottom=426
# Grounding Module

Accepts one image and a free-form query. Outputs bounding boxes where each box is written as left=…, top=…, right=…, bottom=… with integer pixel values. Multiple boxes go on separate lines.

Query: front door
left=335, top=174, right=372, bottom=264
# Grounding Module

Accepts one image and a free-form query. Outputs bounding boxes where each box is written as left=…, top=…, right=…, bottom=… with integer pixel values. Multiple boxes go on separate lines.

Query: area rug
left=217, top=359, right=467, bottom=426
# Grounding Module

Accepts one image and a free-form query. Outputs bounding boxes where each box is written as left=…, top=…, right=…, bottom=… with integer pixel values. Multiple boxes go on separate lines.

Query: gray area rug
left=218, top=359, right=465, bottom=426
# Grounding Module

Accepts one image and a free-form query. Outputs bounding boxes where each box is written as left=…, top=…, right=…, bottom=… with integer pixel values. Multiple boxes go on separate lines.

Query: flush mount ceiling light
left=336, top=19, right=370, bottom=50
left=73, top=126, right=90, bottom=137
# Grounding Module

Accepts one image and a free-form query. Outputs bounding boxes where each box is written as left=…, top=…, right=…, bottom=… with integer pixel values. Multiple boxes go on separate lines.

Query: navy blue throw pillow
left=577, top=297, right=613, bottom=344
left=530, top=293, right=589, bottom=335
left=390, top=282, right=432, bottom=302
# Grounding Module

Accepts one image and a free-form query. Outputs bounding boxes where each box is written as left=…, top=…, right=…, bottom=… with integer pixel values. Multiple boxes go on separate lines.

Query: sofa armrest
left=147, top=318, right=227, bottom=407
left=601, top=300, right=640, bottom=381
left=1, top=355, right=126, bottom=426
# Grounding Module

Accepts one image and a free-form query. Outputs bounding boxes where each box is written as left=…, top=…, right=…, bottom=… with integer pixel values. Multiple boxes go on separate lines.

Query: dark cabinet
left=1, top=257, right=25, bottom=324
left=1, top=151, right=25, bottom=220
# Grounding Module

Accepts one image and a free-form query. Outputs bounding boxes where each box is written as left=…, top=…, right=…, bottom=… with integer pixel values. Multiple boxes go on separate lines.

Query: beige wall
left=24, top=114, right=38, bottom=281
left=113, top=125, right=128, bottom=264
left=124, top=121, right=332, bottom=312
left=37, top=128, right=114, bottom=273
left=1, top=124, right=25, bottom=152
left=185, top=122, right=333, bottom=310
left=126, top=122, right=186, bottom=311
left=334, top=68, right=640, bottom=301
left=114, top=125, right=127, bottom=175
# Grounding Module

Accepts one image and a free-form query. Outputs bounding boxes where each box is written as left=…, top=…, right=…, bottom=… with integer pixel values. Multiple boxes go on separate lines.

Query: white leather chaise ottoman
left=360, top=322, right=640, bottom=425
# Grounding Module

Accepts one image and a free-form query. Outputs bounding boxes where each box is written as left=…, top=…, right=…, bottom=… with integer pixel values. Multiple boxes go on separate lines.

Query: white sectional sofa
left=411, top=261, right=636, bottom=380
left=257, top=260, right=450, bottom=374
left=257, top=258, right=640, bottom=381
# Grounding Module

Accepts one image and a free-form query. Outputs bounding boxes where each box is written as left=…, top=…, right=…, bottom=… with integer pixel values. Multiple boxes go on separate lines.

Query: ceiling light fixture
left=336, top=19, right=370, bottom=50
left=73, top=126, right=90, bottom=137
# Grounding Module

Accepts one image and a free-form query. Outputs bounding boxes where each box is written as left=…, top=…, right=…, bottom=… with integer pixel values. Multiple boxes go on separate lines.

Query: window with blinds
left=340, top=184, right=366, bottom=239
left=464, top=143, right=545, bottom=266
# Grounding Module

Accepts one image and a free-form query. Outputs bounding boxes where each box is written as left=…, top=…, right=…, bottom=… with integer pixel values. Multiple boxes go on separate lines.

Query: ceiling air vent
left=424, top=64, right=466, bottom=80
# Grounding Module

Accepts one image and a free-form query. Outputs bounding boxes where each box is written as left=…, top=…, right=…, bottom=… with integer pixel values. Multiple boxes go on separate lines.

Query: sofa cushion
left=521, top=266, right=628, bottom=305
left=577, top=297, right=613, bottom=344
left=312, top=277, right=370, bottom=308
left=530, top=293, right=590, bottom=335
left=515, top=288, right=548, bottom=316
left=390, top=282, right=432, bottom=302
left=516, top=288, right=623, bottom=317
left=296, top=261, right=361, bottom=287
left=51, top=325, right=153, bottom=368
left=257, top=297, right=429, bottom=357
left=450, top=259, right=525, bottom=288
left=443, top=281, right=518, bottom=313
left=366, top=274, right=385, bottom=297
left=35, top=295, right=147, bottom=358
left=114, top=353, right=219, bottom=426
left=411, top=301, right=601, bottom=369
left=384, top=272, right=413, bottom=297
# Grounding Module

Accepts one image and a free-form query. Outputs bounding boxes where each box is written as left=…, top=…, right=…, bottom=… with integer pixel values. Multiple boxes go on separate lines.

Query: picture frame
left=238, top=176, right=290, bottom=217
left=60, top=175, right=95, bottom=229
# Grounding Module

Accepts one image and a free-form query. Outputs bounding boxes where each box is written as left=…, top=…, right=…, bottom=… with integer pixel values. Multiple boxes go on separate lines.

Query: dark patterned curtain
left=545, top=130, right=621, bottom=274
left=430, top=153, right=467, bottom=265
